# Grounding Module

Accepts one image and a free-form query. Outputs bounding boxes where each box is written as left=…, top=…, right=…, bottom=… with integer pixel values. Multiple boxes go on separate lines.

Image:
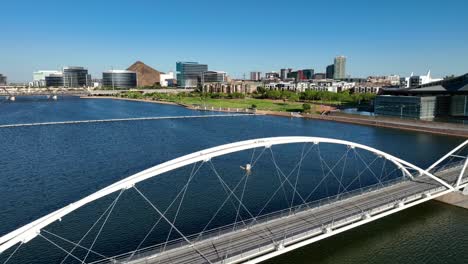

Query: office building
left=326, top=64, right=335, bottom=79
left=250, top=72, right=262, bottom=81
left=45, top=73, right=65, bottom=87
left=0, top=74, right=7, bottom=85
left=302, top=69, right=314, bottom=80
left=377, top=73, right=468, bottom=119
left=33, top=70, right=61, bottom=87
left=203, top=71, right=227, bottom=83
left=127, top=61, right=161, bottom=87
left=280, top=68, right=292, bottom=80
left=287, top=69, right=314, bottom=81
left=102, top=70, right=137, bottom=89
left=176, top=62, right=208, bottom=88
left=63, top=67, right=91, bottom=87
left=334, top=56, right=346, bottom=79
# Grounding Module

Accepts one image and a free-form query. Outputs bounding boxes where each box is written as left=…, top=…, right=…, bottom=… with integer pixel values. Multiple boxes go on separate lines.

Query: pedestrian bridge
left=0, top=87, right=89, bottom=100
left=1, top=137, right=467, bottom=264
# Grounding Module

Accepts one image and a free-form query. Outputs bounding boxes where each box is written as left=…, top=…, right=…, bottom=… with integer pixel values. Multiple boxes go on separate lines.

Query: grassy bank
left=179, top=97, right=305, bottom=112
left=117, top=91, right=375, bottom=113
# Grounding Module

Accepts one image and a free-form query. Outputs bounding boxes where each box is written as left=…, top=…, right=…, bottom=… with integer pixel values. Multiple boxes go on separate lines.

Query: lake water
left=0, top=97, right=466, bottom=264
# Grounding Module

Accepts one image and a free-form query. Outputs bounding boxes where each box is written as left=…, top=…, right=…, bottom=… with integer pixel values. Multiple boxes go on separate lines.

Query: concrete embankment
left=435, top=191, right=468, bottom=209
left=82, top=96, right=468, bottom=138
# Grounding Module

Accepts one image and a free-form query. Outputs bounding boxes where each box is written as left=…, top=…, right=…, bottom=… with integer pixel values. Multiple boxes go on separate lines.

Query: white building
left=265, top=82, right=296, bottom=91
left=400, top=71, right=442, bottom=88
left=160, top=71, right=175, bottom=87
left=33, top=70, right=62, bottom=87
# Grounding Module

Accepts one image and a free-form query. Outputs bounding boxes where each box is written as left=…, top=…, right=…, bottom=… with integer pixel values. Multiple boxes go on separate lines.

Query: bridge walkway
left=92, top=165, right=465, bottom=264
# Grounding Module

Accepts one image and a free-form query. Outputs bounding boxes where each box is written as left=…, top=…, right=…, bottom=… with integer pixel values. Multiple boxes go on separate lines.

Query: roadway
left=89, top=165, right=465, bottom=264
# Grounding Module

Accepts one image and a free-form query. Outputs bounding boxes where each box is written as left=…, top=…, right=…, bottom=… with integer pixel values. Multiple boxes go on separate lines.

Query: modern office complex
left=63, top=67, right=91, bottom=87
left=176, top=62, right=208, bottom=88
left=203, top=71, right=227, bottom=83
left=334, top=56, right=346, bottom=79
left=374, top=96, right=449, bottom=119
left=326, top=64, right=335, bottom=79
left=102, top=70, right=137, bottom=89
left=45, top=73, right=65, bottom=87
left=33, top=71, right=61, bottom=87
left=0, top=74, right=7, bottom=85
left=377, top=73, right=468, bottom=119
left=250, top=72, right=262, bottom=81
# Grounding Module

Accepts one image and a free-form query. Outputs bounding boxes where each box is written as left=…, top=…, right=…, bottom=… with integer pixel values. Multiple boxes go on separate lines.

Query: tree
left=256, top=86, right=266, bottom=94
left=302, top=103, right=311, bottom=113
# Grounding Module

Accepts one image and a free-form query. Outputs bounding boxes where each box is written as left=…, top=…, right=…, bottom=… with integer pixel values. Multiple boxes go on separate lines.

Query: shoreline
left=81, top=96, right=468, bottom=138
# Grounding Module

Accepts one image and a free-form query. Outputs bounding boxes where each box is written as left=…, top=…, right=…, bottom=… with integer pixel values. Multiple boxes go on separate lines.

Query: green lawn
left=175, top=97, right=305, bottom=112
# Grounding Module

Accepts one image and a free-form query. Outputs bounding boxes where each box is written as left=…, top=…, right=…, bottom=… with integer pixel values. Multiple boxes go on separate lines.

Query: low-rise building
left=400, top=71, right=442, bottom=88
left=374, top=96, right=449, bottom=119
left=202, top=81, right=261, bottom=94
left=265, top=82, right=296, bottom=91
left=33, top=70, right=61, bottom=87
left=45, top=73, right=65, bottom=87
left=160, top=71, right=175, bottom=87
left=377, top=73, right=468, bottom=119
left=102, top=70, right=137, bottom=89
left=203, top=71, right=227, bottom=83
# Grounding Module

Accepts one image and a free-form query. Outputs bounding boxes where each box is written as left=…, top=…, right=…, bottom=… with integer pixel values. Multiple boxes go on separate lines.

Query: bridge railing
left=89, top=177, right=408, bottom=263
left=430, top=159, right=465, bottom=174
left=221, top=184, right=450, bottom=264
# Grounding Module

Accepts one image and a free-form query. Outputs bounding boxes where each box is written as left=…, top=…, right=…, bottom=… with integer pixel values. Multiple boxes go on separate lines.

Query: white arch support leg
left=456, top=157, right=468, bottom=188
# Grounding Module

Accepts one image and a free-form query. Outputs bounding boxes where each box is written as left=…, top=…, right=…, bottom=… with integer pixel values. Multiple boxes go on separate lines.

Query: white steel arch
left=0, top=136, right=455, bottom=254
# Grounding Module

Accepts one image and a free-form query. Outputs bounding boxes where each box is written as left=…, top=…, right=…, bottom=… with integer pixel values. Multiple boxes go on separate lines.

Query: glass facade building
left=326, top=64, right=335, bottom=79
left=102, top=70, right=137, bottom=89
left=45, top=74, right=65, bottom=87
left=203, top=71, right=226, bottom=83
left=0, top=74, right=7, bottom=85
left=334, top=56, right=346, bottom=79
left=176, top=62, right=208, bottom=88
left=63, top=67, right=91, bottom=87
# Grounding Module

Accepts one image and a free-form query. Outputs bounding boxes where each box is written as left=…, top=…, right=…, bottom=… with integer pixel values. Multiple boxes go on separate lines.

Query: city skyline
left=1, top=0, right=467, bottom=82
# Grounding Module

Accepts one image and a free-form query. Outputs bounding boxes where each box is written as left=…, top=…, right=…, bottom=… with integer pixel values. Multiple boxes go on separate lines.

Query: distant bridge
left=1, top=137, right=467, bottom=264
left=0, top=87, right=89, bottom=99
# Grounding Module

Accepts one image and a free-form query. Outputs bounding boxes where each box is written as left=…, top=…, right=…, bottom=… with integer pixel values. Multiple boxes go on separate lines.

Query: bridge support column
left=435, top=189, right=468, bottom=209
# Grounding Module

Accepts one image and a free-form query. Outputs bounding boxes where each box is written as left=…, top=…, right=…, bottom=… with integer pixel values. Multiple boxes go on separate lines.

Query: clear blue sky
left=1, top=0, right=467, bottom=82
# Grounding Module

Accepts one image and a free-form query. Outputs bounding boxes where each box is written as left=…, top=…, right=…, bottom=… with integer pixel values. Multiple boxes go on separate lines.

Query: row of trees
left=120, top=89, right=376, bottom=105
left=254, top=88, right=376, bottom=104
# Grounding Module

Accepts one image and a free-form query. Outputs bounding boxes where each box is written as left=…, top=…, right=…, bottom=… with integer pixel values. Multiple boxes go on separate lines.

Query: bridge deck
left=96, top=167, right=464, bottom=264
